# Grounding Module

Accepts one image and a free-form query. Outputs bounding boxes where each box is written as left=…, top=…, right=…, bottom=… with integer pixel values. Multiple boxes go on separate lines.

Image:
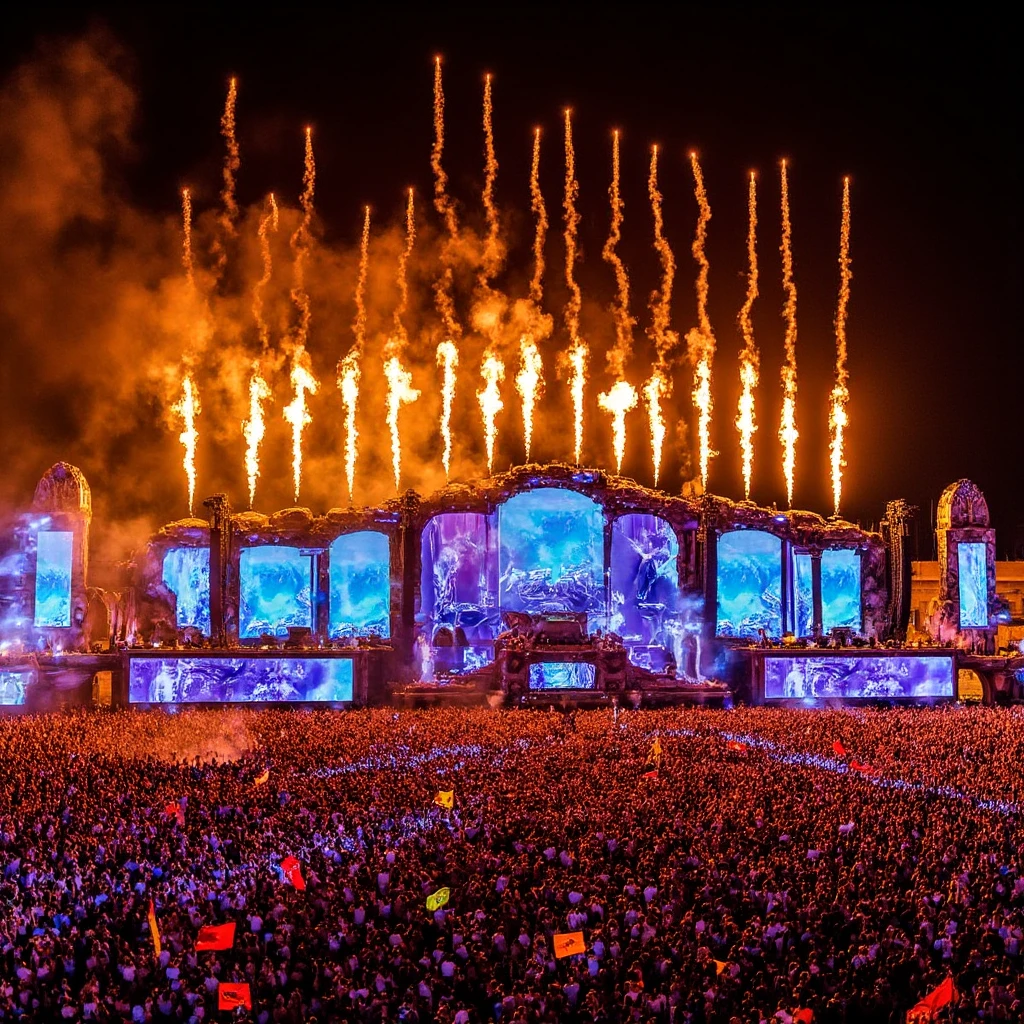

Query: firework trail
left=686, top=151, right=716, bottom=490
left=562, top=109, right=587, bottom=464
left=598, top=380, right=639, bottom=473
left=181, top=188, right=194, bottom=288
left=602, top=130, right=635, bottom=378
left=436, top=341, right=458, bottom=477
left=477, top=354, right=505, bottom=473
left=515, top=337, right=543, bottom=462
left=829, top=177, right=852, bottom=516
left=252, top=193, right=279, bottom=353
left=529, top=128, right=547, bottom=306
left=736, top=172, right=759, bottom=500
left=173, top=373, right=200, bottom=516
left=216, top=76, right=240, bottom=261
left=778, top=159, right=799, bottom=507
left=481, top=73, right=502, bottom=280
left=432, top=57, right=461, bottom=342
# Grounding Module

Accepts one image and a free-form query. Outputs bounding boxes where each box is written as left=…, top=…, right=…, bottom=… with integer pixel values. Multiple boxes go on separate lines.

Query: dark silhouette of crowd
left=2, top=704, right=1022, bottom=1023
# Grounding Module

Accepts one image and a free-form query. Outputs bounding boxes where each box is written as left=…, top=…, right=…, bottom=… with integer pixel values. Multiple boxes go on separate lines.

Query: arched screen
left=162, top=546, right=211, bottom=634
left=717, top=530, right=782, bottom=638
left=329, top=532, right=390, bottom=639
left=239, top=546, right=312, bottom=639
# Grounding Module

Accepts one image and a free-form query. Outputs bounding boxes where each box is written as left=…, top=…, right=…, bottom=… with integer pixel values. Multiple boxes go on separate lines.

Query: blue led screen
left=498, top=488, right=604, bottom=618
left=239, top=546, right=312, bottom=639
left=528, top=662, right=596, bottom=690
left=162, top=546, right=211, bottom=634
left=129, top=656, right=353, bottom=703
left=793, top=551, right=814, bottom=637
left=958, top=542, right=988, bottom=628
left=822, top=549, right=862, bottom=631
left=34, top=530, right=72, bottom=628
left=610, top=514, right=679, bottom=651
left=717, top=530, right=782, bottom=638
left=329, top=532, right=390, bottom=639
left=764, top=654, right=953, bottom=699
left=0, top=670, right=32, bottom=705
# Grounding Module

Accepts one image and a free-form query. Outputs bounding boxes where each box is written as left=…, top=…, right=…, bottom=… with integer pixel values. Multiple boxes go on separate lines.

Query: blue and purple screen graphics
left=610, top=514, right=680, bottom=651
left=717, top=530, right=782, bottom=638
left=793, top=551, right=814, bottom=636
left=129, top=656, right=353, bottom=703
left=239, top=546, right=312, bottom=639
left=329, top=532, right=390, bottom=639
left=528, top=662, right=596, bottom=690
left=34, top=530, right=72, bottom=628
left=957, top=542, right=988, bottom=628
left=822, top=549, right=862, bottom=631
left=162, top=546, right=211, bottom=634
left=765, top=654, right=953, bottom=699
left=0, top=670, right=32, bottom=706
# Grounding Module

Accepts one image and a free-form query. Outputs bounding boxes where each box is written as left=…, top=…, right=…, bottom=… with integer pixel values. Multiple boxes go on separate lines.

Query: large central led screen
left=162, top=546, right=211, bottom=634
left=528, top=662, right=596, bottom=690
left=129, top=656, right=353, bottom=703
left=239, top=546, right=312, bottom=639
left=764, top=654, right=953, bottom=699
left=610, top=514, right=679, bottom=652
left=822, top=549, right=861, bottom=631
left=34, top=530, right=73, bottom=628
left=717, top=530, right=782, bottom=638
left=329, top=532, right=390, bottom=639
left=498, top=488, right=604, bottom=619
left=957, top=542, right=988, bottom=628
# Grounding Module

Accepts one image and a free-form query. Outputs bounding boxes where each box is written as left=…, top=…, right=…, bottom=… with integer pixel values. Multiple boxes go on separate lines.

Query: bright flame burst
left=173, top=373, right=200, bottom=515
left=436, top=341, right=459, bottom=478
left=338, top=354, right=360, bottom=502
left=736, top=172, right=760, bottom=500
left=477, top=354, right=505, bottom=474
left=643, top=372, right=668, bottom=486
left=283, top=355, right=319, bottom=502
left=384, top=356, right=420, bottom=491
left=242, top=365, right=271, bottom=509
left=598, top=380, right=639, bottom=474
left=568, top=341, right=587, bottom=465
left=829, top=176, right=852, bottom=516
left=778, top=159, right=799, bottom=507
left=562, top=110, right=587, bottom=464
left=515, top=337, right=543, bottom=462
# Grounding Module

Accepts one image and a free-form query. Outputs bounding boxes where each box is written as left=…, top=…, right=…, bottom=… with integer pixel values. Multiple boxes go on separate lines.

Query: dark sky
left=1, top=7, right=1020, bottom=555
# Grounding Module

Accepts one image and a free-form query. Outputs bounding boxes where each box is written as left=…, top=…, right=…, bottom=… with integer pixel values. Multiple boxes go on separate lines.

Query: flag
left=833, top=740, right=848, bottom=757
left=906, top=976, right=956, bottom=1022
left=195, top=922, right=236, bottom=951
left=147, top=899, right=161, bottom=959
left=254, top=768, right=269, bottom=787
left=218, top=983, right=252, bottom=1011
left=641, top=770, right=659, bottom=782
left=553, top=931, right=586, bottom=958
left=163, top=801, right=185, bottom=827
left=714, top=959, right=729, bottom=975
left=795, top=1010, right=814, bottom=1024
left=850, top=760, right=879, bottom=776
left=281, top=856, right=306, bottom=892
left=434, top=790, right=454, bottom=810
left=648, top=737, right=663, bottom=766
left=726, top=740, right=748, bottom=754
left=426, top=887, right=450, bottom=911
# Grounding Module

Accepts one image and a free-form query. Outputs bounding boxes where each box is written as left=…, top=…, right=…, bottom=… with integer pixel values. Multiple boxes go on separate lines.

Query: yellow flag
left=426, top=887, right=451, bottom=911
left=434, top=790, right=454, bottom=810
left=714, top=959, right=729, bottom=975
left=147, top=899, right=161, bottom=959
left=254, top=769, right=270, bottom=787
left=553, top=931, right=585, bottom=958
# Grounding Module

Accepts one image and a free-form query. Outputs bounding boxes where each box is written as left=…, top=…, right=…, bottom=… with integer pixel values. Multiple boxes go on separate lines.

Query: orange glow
left=253, top=193, right=278, bottom=353
left=598, top=379, right=638, bottom=473
left=477, top=353, right=505, bottom=474
left=282, top=353, right=319, bottom=502
left=515, top=336, right=543, bottom=462
left=642, top=371, right=668, bottom=486
left=338, top=353, right=360, bottom=502
left=173, top=372, right=200, bottom=515
left=242, top=365, right=271, bottom=509
left=436, top=341, right=458, bottom=478
left=384, top=356, right=420, bottom=491
left=568, top=340, right=587, bottom=465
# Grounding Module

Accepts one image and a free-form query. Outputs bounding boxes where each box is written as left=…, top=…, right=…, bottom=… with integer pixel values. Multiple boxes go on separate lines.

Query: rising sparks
left=436, top=341, right=458, bottom=478
left=829, top=177, right=852, bottom=516
left=515, top=337, right=543, bottom=462
left=779, top=159, right=799, bottom=507
left=173, top=373, right=200, bottom=515
left=563, top=110, right=587, bottom=464
left=242, top=366, right=271, bottom=509
left=598, top=380, right=639, bottom=474
left=602, top=130, right=634, bottom=379
left=477, top=354, right=505, bottom=474
left=253, top=193, right=279, bottom=352
left=432, top=57, right=461, bottom=342
left=529, top=128, right=547, bottom=306
left=219, top=77, right=240, bottom=236
left=737, top=172, right=760, bottom=500
left=480, top=73, right=502, bottom=280
left=181, top=188, right=194, bottom=288
left=384, top=357, right=420, bottom=491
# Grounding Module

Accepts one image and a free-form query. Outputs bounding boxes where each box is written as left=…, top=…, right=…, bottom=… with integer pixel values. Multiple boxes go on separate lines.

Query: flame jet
left=477, top=354, right=505, bottom=473
left=598, top=381, right=639, bottom=473
left=829, top=177, right=853, bottom=516
left=778, top=159, right=799, bottom=507
left=685, top=152, right=716, bottom=491
left=175, top=188, right=199, bottom=514
left=562, top=109, right=587, bottom=464
left=436, top=342, right=458, bottom=476
left=515, top=338, right=542, bottom=462
left=736, top=173, right=759, bottom=500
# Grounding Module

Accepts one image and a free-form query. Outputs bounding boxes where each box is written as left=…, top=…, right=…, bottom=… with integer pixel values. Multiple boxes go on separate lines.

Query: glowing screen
left=528, top=662, right=596, bottom=689
left=0, top=671, right=31, bottom=705
left=764, top=654, right=953, bottom=699
left=611, top=514, right=679, bottom=652
left=34, top=530, right=72, bottom=628
left=957, top=542, right=988, bottom=628
left=498, top=488, right=604, bottom=618
left=793, top=551, right=814, bottom=636
left=239, top=546, right=312, bottom=639
left=716, top=530, right=782, bottom=638
left=162, top=546, right=211, bottom=634
left=129, top=656, right=353, bottom=703
left=329, top=532, right=390, bottom=639
left=822, top=548, right=861, bottom=631
left=420, top=512, right=498, bottom=643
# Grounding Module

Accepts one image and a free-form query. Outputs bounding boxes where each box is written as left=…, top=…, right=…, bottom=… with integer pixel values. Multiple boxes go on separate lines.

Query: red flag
left=195, top=922, right=236, bottom=951
left=218, top=982, right=252, bottom=1011
left=641, top=769, right=659, bottom=782
left=281, top=855, right=306, bottom=892
left=163, top=801, right=186, bottom=827
left=849, top=760, right=879, bottom=776
left=907, top=976, right=956, bottom=1022
left=726, top=740, right=748, bottom=754
left=795, top=1010, right=814, bottom=1024
left=832, top=740, right=848, bottom=758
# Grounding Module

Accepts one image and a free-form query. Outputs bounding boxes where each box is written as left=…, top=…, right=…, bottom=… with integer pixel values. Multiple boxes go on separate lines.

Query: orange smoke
left=219, top=77, right=240, bottom=234
left=602, top=130, right=634, bottom=379
left=642, top=372, right=668, bottom=486
left=562, top=110, right=587, bottom=464
left=172, top=372, right=200, bottom=515
left=384, top=356, right=420, bottom=491
left=529, top=128, right=547, bottom=306
left=829, top=176, right=852, bottom=516
left=598, top=380, right=638, bottom=474
left=778, top=159, right=799, bottom=507
left=477, top=353, right=505, bottom=474
left=515, top=336, right=543, bottom=462
left=736, top=171, right=759, bottom=500
left=242, top=365, right=271, bottom=509
left=180, top=187, right=194, bottom=288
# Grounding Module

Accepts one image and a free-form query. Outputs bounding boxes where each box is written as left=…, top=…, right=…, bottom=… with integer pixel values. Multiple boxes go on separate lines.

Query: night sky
left=0, top=8, right=1019, bottom=558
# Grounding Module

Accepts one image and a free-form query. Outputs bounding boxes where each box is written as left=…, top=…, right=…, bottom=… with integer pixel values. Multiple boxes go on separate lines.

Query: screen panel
left=610, top=514, right=680, bottom=652
left=239, top=546, right=312, bottom=639
left=162, top=546, right=211, bottom=634
left=764, top=654, right=953, bottom=699
left=957, top=542, right=988, bottom=628
left=792, top=551, right=813, bottom=637
left=0, top=670, right=32, bottom=706
left=329, top=532, right=390, bottom=639
left=528, top=662, right=596, bottom=690
left=129, top=656, right=353, bottom=703
left=34, top=530, right=73, bottom=628
left=822, top=548, right=862, bottom=631
left=716, top=530, right=782, bottom=638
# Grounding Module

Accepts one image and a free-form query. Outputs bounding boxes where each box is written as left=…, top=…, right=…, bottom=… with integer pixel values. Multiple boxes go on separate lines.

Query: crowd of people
left=2, top=704, right=1023, bottom=1022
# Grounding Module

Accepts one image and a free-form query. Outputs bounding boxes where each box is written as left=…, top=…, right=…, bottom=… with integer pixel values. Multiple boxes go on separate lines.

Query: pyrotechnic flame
left=436, top=341, right=459, bottom=478
left=829, top=176, right=852, bottom=516
left=562, top=110, right=587, bottom=463
left=737, top=171, right=760, bottom=500
left=384, top=356, right=420, bottom=491
left=481, top=73, right=502, bottom=280
left=529, top=128, right=547, bottom=306
left=477, top=354, right=505, bottom=474
left=687, top=151, right=716, bottom=491
left=181, top=188, right=194, bottom=288
left=338, top=353, right=360, bottom=503
left=515, top=336, right=543, bottom=462
left=778, top=159, right=799, bottom=507
left=242, top=365, right=271, bottom=509
left=172, top=373, right=200, bottom=515
left=568, top=340, right=587, bottom=465
left=219, top=77, right=240, bottom=235
left=253, top=193, right=279, bottom=353
left=642, top=371, right=668, bottom=486
left=283, top=353, right=319, bottom=502
left=602, top=130, right=635, bottom=379
left=598, top=380, right=639, bottom=474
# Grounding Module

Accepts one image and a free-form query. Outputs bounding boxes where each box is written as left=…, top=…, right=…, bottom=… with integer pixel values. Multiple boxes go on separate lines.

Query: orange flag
left=714, top=959, right=729, bottom=975
left=641, top=769, right=659, bottom=783
left=832, top=740, right=848, bottom=757
left=795, top=1011, right=814, bottom=1024
left=906, top=976, right=956, bottom=1022
left=253, top=768, right=270, bottom=787
left=147, top=899, right=161, bottom=959
left=726, top=740, right=748, bottom=754
left=281, top=855, right=306, bottom=892
left=163, top=801, right=186, bottom=827
left=434, top=790, right=454, bottom=810
left=218, top=982, right=252, bottom=1010
left=553, top=931, right=586, bottom=958
left=195, top=922, right=236, bottom=951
